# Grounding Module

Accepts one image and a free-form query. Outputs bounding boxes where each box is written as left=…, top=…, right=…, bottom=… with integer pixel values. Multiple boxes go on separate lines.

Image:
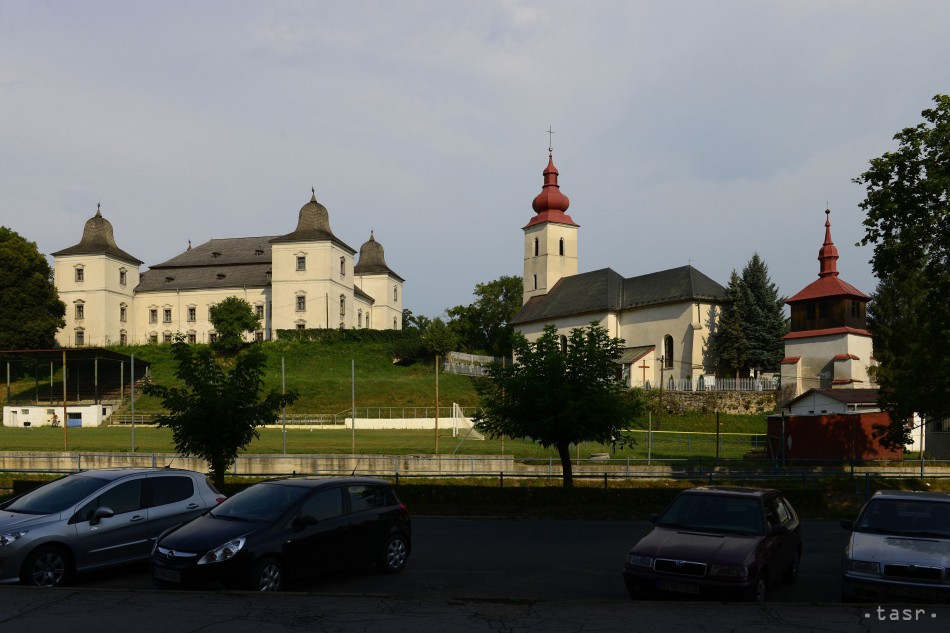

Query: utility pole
left=657, top=355, right=664, bottom=431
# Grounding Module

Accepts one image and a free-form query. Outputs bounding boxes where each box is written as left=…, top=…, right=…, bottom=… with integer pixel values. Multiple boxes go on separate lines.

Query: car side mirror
left=648, top=513, right=659, bottom=525
left=840, top=520, right=854, bottom=531
left=293, top=515, right=318, bottom=530
left=769, top=523, right=789, bottom=536
left=90, top=507, right=114, bottom=526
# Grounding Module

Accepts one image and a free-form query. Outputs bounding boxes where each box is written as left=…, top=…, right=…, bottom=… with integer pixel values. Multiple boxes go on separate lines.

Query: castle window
left=255, top=331, right=264, bottom=342
left=296, top=295, right=306, bottom=312
left=664, top=336, right=674, bottom=369
left=340, top=256, right=345, bottom=277
left=394, top=285, right=398, bottom=301
left=119, top=331, right=127, bottom=346
left=295, top=322, right=305, bottom=330
left=393, top=317, right=397, bottom=329
left=339, top=294, right=346, bottom=317
left=296, top=255, right=306, bottom=271
left=74, top=267, right=84, bottom=282
left=187, top=307, right=196, bottom=322
left=187, top=332, right=196, bottom=344
left=75, top=302, right=84, bottom=321
left=119, top=268, right=127, bottom=285
left=149, top=309, right=158, bottom=324
left=149, top=333, right=158, bottom=344
left=559, top=238, right=564, bottom=256
left=119, top=304, right=127, bottom=322
left=163, top=332, right=172, bottom=344
left=208, top=332, right=217, bottom=344
left=75, top=329, right=85, bottom=346
left=358, top=310, right=362, bottom=328
left=255, top=304, right=264, bottom=319
left=163, top=308, right=172, bottom=323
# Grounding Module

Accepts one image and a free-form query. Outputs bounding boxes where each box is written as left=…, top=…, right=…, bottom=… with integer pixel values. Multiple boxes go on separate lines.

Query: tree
left=402, top=308, right=432, bottom=331
left=709, top=270, right=751, bottom=378
left=855, top=94, right=950, bottom=448
left=421, top=317, right=457, bottom=358
left=741, top=253, right=788, bottom=374
left=708, top=255, right=788, bottom=378
left=473, top=323, right=645, bottom=487
left=446, top=275, right=523, bottom=357
left=0, top=227, right=66, bottom=349
left=209, top=296, right=261, bottom=351
left=142, top=337, right=298, bottom=487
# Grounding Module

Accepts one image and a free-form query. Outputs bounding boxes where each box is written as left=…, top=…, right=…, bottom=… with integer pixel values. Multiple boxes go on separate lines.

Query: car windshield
left=854, top=498, right=950, bottom=537
left=6, top=474, right=110, bottom=515
left=210, top=482, right=310, bottom=522
left=656, top=494, right=766, bottom=535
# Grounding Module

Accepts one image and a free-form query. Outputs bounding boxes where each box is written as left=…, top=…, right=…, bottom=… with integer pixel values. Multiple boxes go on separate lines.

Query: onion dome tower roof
left=51, top=205, right=143, bottom=265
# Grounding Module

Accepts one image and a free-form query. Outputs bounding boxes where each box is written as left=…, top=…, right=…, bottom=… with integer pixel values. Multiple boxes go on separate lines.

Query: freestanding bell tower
left=522, top=149, right=578, bottom=304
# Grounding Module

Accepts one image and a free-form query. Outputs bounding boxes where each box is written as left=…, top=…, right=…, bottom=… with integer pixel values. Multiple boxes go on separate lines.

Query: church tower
left=522, top=149, right=578, bottom=304
left=780, top=209, right=876, bottom=401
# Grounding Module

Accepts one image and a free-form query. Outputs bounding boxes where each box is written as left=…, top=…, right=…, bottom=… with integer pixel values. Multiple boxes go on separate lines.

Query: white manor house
left=52, top=192, right=404, bottom=347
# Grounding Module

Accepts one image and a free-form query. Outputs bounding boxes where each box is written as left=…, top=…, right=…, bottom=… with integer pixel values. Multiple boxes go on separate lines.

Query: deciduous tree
left=446, top=275, right=523, bottom=357
left=143, top=337, right=298, bottom=487
left=855, top=94, right=950, bottom=448
left=209, top=296, right=261, bottom=351
left=474, top=323, right=645, bottom=487
left=0, top=227, right=65, bottom=349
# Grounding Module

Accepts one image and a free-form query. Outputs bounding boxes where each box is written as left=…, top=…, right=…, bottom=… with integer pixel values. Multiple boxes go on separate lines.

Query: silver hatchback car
left=0, top=468, right=224, bottom=587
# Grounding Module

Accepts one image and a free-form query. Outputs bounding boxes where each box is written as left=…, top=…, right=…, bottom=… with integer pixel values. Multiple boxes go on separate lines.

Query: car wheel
left=249, top=557, right=282, bottom=592
left=783, top=549, right=801, bottom=584
left=750, top=572, right=768, bottom=602
left=377, top=533, right=409, bottom=573
left=21, top=546, right=71, bottom=587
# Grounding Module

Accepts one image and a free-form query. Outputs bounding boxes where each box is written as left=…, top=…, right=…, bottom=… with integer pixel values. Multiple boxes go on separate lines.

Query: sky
left=2, top=1, right=949, bottom=319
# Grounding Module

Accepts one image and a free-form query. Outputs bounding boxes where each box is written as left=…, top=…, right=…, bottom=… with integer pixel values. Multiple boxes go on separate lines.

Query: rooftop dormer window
left=216, top=273, right=226, bottom=280
left=211, top=251, right=221, bottom=258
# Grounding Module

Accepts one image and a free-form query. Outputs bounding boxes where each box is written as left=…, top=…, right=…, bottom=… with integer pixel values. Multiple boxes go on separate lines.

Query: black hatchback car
left=623, top=487, right=802, bottom=602
left=150, top=477, right=411, bottom=591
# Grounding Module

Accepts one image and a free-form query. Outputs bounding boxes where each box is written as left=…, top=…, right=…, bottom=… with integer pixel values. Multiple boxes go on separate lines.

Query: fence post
left=604, top=472, right=608, bottom=490
left=500, top=472, right=504, bottom=488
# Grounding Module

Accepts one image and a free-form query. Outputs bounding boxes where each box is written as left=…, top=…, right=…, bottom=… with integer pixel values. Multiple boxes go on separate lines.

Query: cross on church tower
left=547, top=125, right=555, bottom=153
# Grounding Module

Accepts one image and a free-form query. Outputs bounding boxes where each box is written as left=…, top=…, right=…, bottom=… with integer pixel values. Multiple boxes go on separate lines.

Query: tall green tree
left=421, top=317, right=458, bottom=358
left=741, top=253, right=789, bottom=374
left=0, top=227, right=66, bottom=349
left=209, top=296, right=261, bottom=351
left=709, top=255, right=787, bottom=378
left=446, top=275, right=523, bottom=357
left=143, top=337, right=298, bottom=487
left=402, top=308, right=432, bottom=331
left=710, top=270, right=751, bottom=378
left=855, top=94, right=950, bottom=448
left=474, top=323, right=645, bottom=487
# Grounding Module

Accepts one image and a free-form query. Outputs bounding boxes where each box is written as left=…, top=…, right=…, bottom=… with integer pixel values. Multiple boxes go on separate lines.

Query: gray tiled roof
left=512, top=265, right=727, bottom=325
left=150, top=237, right=275, bottom=268
left=137, top=263, right=274, bottom=292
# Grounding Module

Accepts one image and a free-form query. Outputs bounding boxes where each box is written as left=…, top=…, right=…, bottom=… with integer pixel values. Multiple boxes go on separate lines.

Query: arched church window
left=560, top=335, right=568, bottom=354
left=534, top=238, right=539, bottom=257
left=559, top=238, right=564, bottom=256
left=533, top=274, right=538, bottom=290
left=664, top=336, right=674, bottom=369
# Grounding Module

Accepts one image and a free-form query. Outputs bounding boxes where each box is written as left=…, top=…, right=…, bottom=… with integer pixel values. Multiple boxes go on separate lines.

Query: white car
left=841, top=490, right=950, bottom=603
left=0, top=468, right=224, bottom=586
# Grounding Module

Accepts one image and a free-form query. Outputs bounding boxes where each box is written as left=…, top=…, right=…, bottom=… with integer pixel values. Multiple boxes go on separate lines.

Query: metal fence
left=629, top=377, right=781, bottom=392
left=110, top=406, right=483, bottom=426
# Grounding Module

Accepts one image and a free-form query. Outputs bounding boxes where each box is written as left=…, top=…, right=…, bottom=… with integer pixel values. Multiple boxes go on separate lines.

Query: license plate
left=153, top=567, right=181, bottom=583
left=889, top=585, right=938, bottom=600
left=657, top=580, right=700, bottom=594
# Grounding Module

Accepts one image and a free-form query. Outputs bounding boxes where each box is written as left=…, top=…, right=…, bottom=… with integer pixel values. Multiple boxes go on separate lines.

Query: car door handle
left=186, top=503, right=200, bottom=509
left=131, top=515, right=146, bottom=522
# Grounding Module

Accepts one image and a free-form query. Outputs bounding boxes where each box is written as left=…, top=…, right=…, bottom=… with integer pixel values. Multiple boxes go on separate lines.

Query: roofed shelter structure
left=1, top=348, right=149, bottom=433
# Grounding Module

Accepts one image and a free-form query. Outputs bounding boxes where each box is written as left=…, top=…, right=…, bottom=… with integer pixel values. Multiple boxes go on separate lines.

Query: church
left=52, top=191, right=404, bottom=347
left=511, top=150, right=729, bottom=389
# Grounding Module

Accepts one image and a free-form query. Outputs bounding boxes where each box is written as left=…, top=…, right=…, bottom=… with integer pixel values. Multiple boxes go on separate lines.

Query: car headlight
left=0, top=530, right=28, bottom=547
left=849, top=560, right=880, bottom=574
left=709, top=564, right=749, bottom=578
left=629, top=554, right=653, bottom=568
left=197, top=537, right=246, bottom=565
